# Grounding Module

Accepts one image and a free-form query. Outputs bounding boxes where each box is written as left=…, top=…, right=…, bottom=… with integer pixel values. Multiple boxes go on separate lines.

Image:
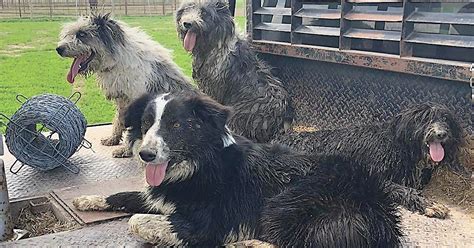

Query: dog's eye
left=76, top=31, right=87, bottom=38
left=173, top=122, right=181, bottom=128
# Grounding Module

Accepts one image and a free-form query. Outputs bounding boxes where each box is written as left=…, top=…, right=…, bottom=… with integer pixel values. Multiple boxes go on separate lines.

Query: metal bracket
left=470, top=64, right=473, bottom=103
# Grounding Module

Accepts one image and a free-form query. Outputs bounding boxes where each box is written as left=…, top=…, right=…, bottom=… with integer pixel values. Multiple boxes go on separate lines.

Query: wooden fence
left=0, top=0, right=184, bottom=18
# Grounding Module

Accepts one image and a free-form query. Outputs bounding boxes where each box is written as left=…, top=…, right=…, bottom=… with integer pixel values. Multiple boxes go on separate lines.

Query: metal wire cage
left=0, top=93, right=92, bottom=174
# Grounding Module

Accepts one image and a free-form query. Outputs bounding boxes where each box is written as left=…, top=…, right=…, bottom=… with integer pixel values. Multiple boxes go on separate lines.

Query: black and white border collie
left=73, top=92, right=401, bottom=247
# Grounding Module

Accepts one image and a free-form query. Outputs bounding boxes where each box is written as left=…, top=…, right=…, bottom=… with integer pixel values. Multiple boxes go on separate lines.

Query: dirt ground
left=423, top=142, right=473, bottom=216
left=15, top=206, right=78, bottom=237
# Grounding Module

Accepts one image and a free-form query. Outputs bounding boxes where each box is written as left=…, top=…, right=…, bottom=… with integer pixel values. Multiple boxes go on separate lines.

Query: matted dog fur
left=73, top=92, right=401, bottom=247
left=56, top=14, right=194, bottom=157
left=175, top=0, right=292, bottom=143
left=276, top=102, right=471, bottom=219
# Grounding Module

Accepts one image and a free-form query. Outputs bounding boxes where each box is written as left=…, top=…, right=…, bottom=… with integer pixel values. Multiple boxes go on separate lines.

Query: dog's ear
left=190, top=94, right=232, bottom=131
left=92, top=13, right=125, bottom=52
left=122, top=94, right=154, bottom=131
left=215, top=0, right=229, bottom=10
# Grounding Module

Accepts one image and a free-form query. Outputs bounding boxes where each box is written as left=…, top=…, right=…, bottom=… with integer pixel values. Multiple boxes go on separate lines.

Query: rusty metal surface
left=52, top=177, right=143, bottom=224
left=344, top=28, right=401, bottom=41
left=294, top=8, right=340, bottom=19
left=254, top=7, right=290, bottom=16
left=345, top=11, right=403, bottom=22
left=252, top=41, right=471, bottom=82
left=407, top=11, right=474, bottom=25
left=254, top=23, right=291, bottom=33
left=248, top=0, right=472, bottom=81
left=1, top=125, right=143, bottom=200
left=295, top=26, right=339, bottom=36
left=405, top=32, right=474, bottom=48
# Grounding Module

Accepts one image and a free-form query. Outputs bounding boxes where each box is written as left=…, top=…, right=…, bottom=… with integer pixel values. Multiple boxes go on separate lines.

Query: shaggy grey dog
left=176, top=0, right=292, bottom=142
left=56, top=14, right=194, bottom=157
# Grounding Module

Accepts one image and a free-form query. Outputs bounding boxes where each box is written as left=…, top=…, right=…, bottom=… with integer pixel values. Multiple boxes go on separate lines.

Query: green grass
left=0, top=15, right=245, bottom=133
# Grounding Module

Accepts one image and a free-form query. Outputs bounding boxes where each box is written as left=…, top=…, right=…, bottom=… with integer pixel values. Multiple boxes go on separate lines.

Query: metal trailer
left=247, top=0, right=472, bottom=136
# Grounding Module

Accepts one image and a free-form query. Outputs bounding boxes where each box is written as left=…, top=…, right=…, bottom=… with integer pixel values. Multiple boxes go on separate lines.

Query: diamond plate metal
left=1, top=125, right=143, bottom=200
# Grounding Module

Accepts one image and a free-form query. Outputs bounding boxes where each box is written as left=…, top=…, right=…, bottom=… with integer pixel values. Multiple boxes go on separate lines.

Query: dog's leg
left=101, top=99, right=127, bottom=146
left=386, top=182, right=449, bottom=219
left=128, top=213, right=214, bottom=246
left=112, top=128, right=137, bottom=158
left=73, top=191, right=149, bottom=213
left=128, top=214, right=186, bottom=245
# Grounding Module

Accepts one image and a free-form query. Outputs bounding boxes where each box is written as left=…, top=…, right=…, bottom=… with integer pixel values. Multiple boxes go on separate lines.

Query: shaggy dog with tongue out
left=72, top=92, right=402, bottom=247
left=56, top=14, right=194, bottom=158
left=276, top=102, right=470, bottom=219
left=175, top=0, right=292, bottom=143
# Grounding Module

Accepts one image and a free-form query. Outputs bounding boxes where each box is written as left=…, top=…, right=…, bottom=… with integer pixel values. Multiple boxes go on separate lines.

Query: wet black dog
left=73, top=92, right=401, bottom=247
left=276, top=102, right=470, bottom=218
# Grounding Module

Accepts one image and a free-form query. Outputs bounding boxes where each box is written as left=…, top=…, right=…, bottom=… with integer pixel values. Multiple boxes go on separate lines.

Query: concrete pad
left=3, top=219, right=149, bottom=247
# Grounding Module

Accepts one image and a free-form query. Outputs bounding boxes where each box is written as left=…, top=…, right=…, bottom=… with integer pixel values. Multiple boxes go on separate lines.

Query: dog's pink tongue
left=67, top=55, right=86, bottom=84
left=145, top=162, right=168, bottom=187
left=184, top=31, right=196, bottom=52
left=429, top=142, right=445, bottom=162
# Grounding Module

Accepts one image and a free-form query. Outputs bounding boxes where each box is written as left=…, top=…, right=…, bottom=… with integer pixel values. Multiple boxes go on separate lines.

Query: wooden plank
left=254, top=23, right=291, bottom=32
left=345, top=10, right=402, bottom=22
left=251, top=41, right=471, bottom=82
left=405, top=32, right=474, bottom=48
left=344, top=28, right=401, bottom=41
left=406, top=12, right=474, bottom=25
left=253, top=7, right=291, bottom=16
left=294, top=8, right=340, bottom=19
left=294, top=25, right=340, bottom=36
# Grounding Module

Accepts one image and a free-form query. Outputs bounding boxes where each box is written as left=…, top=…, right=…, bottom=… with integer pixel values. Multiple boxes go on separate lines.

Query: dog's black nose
left=436, top=131, right=447, bottom=139
left=183, top=22, right=192, bottom=29
left=56, top=46, right=65, bottom=56
left=139, top=149, right=156, bottom=162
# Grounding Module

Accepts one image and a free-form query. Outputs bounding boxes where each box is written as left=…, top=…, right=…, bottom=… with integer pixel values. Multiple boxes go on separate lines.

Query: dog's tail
left=260, top=155, right=402, bottom=248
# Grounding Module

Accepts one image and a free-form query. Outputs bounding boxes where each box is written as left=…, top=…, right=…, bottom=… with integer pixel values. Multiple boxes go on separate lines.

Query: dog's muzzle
left=56, top=46, right=66, bottom=56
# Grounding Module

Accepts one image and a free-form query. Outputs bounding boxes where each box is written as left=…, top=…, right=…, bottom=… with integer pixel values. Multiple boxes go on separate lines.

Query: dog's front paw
left=112, top=147, right=133, bottom=158
left=72, top=195, right=110, bottom=211
left=128, top=214, right=183, bottom=245
left=423, top=202, right=450, bottom=219
left=101, top=136, right=121, bottom=146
